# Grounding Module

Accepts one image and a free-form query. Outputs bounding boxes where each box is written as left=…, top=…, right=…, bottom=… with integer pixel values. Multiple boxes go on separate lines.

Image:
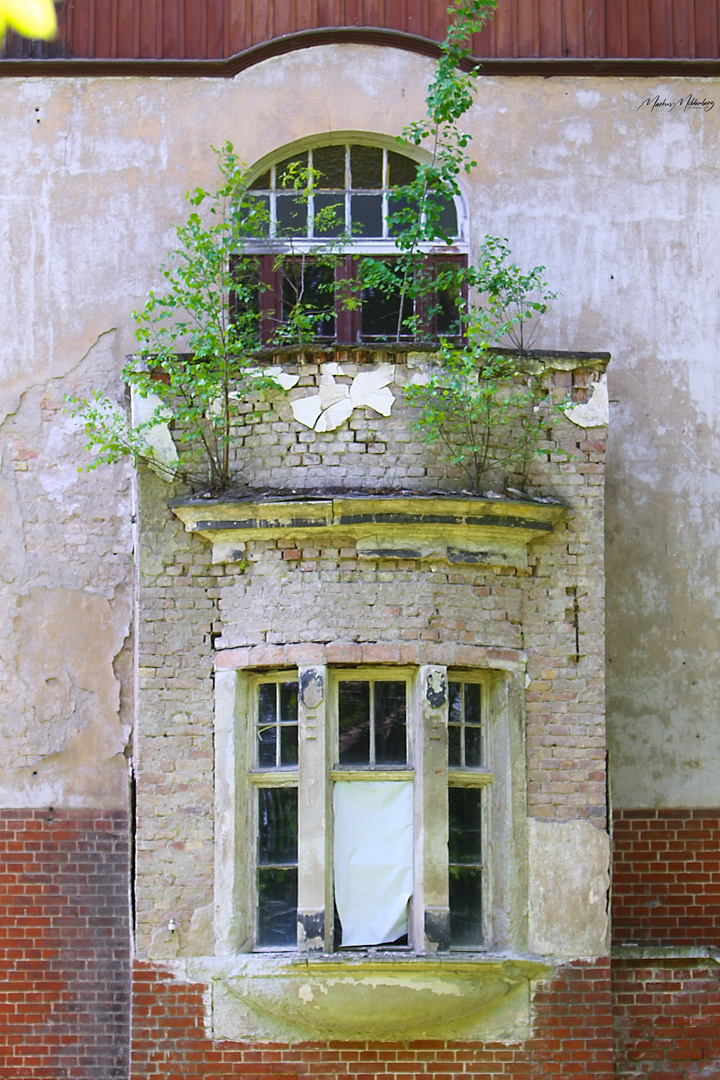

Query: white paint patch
left=245, top=366, right=300, bottom=391
left=564, top=374, right=609, bottom=428
left=291, top=366, right=396, bottom=431
left=575, top=89, right=603, bottom=110
left=563, top=121, right=593, bottom=146
left=130, top=387, right=179, bottom=479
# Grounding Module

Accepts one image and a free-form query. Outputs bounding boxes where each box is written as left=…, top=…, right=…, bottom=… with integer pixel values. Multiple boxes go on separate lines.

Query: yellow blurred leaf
left=0, top=0, right=57, bottom=40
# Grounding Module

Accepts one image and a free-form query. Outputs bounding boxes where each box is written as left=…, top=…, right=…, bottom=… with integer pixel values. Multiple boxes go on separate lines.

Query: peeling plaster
left=130, top=386, right=179, bottom=480
left=564, top=373, right=609, bottom=428
left=291, top=364, right=395, bottom=431
left=0, top=585, right=132, bottom=807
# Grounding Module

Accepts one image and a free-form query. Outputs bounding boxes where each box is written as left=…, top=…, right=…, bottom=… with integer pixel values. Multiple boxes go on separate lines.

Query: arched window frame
left=237, top=135, right=470, bottom=346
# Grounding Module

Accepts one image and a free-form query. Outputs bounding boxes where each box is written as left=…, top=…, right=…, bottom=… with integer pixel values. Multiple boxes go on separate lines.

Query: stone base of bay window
left=160, top=953, right=554, bottom=1042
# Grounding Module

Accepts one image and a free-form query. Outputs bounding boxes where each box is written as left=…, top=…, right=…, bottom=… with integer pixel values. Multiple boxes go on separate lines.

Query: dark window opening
left=448, top=786, right=484, bottom=947
left=233, top=253, right=466, bottom=347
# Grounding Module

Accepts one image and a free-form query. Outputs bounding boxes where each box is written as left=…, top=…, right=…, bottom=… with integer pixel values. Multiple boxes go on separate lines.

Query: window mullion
left=296, top=665, right=328, bottom=953
left=415, top=665, right=450, bottom=953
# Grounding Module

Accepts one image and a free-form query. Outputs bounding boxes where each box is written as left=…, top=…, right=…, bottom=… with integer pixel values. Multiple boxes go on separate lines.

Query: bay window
left=236, top=666, right=497, bottom=956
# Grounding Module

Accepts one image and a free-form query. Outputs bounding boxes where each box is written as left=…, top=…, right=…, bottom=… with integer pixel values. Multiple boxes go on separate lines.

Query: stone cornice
left=171, top=493, right=567, bottom=570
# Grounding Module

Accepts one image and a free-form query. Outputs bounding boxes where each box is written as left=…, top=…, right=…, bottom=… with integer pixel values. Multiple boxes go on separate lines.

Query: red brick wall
left=612, top=810, right=720, bottom=945
left=0, top=808, right=130, bottom=1080
left=612, top=960, right=720, bottom=1080
left=131, top=958, right=613, bottom=1079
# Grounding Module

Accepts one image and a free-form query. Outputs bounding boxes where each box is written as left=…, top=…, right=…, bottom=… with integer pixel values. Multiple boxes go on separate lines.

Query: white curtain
left=333, top=780, right=413, bottom=947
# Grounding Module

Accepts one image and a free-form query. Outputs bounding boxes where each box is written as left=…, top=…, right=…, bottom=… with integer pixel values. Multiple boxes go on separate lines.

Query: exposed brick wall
left=132, top=958, right=613, bottom=1079
left=612, top=810, right=720, bottom=945
left=0, top=809, right=130, bottom=1080
left=612, top=960, right=720, bottom=1080
left=230, top=355, right=601, bottom=500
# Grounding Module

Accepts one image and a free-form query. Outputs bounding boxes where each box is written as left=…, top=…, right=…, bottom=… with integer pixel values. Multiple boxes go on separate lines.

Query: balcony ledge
left=171, top=492, right=567, bottom=570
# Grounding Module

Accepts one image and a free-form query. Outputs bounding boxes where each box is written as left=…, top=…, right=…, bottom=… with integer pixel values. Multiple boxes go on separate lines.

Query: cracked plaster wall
left=0, top=330, right=133, bottom=808
left=1, top=48, right=718, bottom=811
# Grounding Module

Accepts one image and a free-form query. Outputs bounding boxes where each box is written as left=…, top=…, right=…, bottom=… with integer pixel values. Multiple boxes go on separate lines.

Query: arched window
left=238, top=140, right=468, bottom=346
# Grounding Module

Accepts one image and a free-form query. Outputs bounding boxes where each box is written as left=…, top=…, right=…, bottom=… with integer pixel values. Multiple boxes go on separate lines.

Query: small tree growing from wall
left=69, top=145, right=278, bottom=490
left=370, top=0, right=560, bottom=493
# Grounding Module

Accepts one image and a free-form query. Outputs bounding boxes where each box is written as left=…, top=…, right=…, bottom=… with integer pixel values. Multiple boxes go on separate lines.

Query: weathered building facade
left=0, top=2, right=718, bottom=1078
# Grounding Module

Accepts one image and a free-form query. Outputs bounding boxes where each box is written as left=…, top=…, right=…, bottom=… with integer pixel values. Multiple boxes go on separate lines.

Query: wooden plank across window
left=2, top=0, right=719, bottom=61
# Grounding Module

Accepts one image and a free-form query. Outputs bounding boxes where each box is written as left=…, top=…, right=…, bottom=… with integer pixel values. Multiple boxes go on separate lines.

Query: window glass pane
left=279, top=681, right=298, bottom=766
left=350, top=145, right=383, bottom=189
left=361, top=278, right=412, bottom=341
left=351, top=194, right=383, bottom=238
left=275, top=151, right=308, bottom=184
left=338, top=681, right=370, bottom=764
left=313, top=144, right=346, bottom=188
left=448, top=725, right=461, bottom=769
left=448, top=681, right=462, bottom=766
left=436, top=277, right=463, bottom=338
left=449, top=867, right=483, bottom=947
left=280, top=724, right=298, bottom=767
left=280, top=682, right=298, bottom=724
left=239, top=193, right=270, bottom=237
left=449, top=787, right=482, bottom=864
left=388, top=150, right=417, bottom=187
left=281, top=260, right=336, bottom=339
left=465, top=683, right=481, bottom=726
left=449, top=787, right=483, bottom=946
left=388, top=195, right=419, bottom=238
left=257, top=683, right=277, bottom=767
left=257, top=868, right=298, bottom=947
left=465, top=725, right=483, bottom=768
left=276, top=194, right=307, bottom=237
left=374, top=681, right=407, bottom=765
left=313, top=193, right=346, bottom=238
left=449, top=683, right=462, bottom=720
left=258, top=787, right=298, bottom=865
left=249, top=169, right=270, bottom=190
left=426, top=195, right=458, bottom=238
left=231, top=257, right=261, bottom=324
